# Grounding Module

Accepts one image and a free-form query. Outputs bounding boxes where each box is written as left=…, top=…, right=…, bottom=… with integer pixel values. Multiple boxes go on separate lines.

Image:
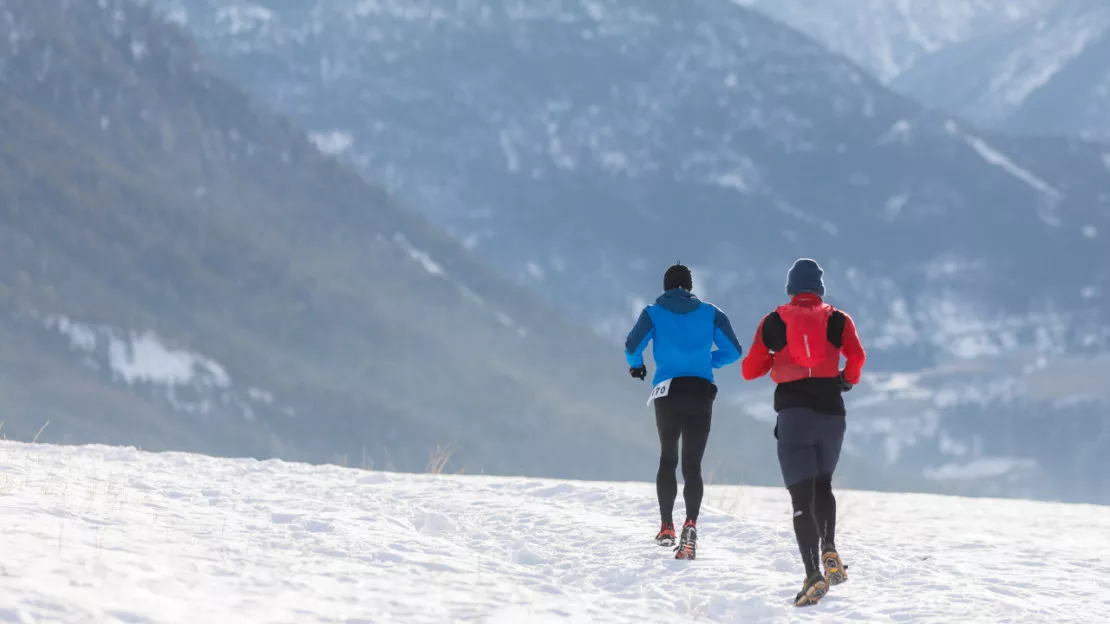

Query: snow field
left=1, top=441, right=1108, bottom=623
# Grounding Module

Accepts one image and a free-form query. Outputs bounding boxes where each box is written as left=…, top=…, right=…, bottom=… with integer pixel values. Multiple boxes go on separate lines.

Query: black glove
left=837, top=372, right=854, bottom=393
left=630, top=365, right=647, bottom=381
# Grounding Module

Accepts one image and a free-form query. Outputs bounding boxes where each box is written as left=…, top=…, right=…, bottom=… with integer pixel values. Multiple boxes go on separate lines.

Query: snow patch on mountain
left=882, top=194, right=910, bottom=221
left=214, top=4, right=273, bottom=35
left=773, top=199, right=838, bottom=236
left=393, top=233, right=445, bottom=277
left=924, top=456, right=1039, bottom=481
left=498, top=129, right=522, bottom=173
left=308, top=130, right=353, bottom=156
left=42, top=315, right=292, bottom=421
left=390, top=234, right=528, bottom=335
left=944, top=122, right=1062, bottom=223
left=525, top=262, right=545, bottom=281
left=50, top=315, right=97, bottom=351
left=878, top=119, right=914, bottom=145
left=851, top=375, right=1022, bottom=466
left=965, top=135, right=1061, bottom=200
left=247, top=387, right=274, bottom=404
left=110, top=332, right=229, bottom=388
left=163, top=5, right=189, bottom=25
left=47, top=315, right=230, bottom=389
left=871, top=297, right=917, bottom=348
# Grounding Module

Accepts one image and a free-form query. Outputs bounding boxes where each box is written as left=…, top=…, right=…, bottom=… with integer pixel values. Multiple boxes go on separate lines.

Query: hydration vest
left=770, top=302, right=841, bottom=384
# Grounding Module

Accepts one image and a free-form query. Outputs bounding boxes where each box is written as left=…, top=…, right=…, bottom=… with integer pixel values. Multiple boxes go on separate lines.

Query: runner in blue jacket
left=624, top=263, right=742, bottom=559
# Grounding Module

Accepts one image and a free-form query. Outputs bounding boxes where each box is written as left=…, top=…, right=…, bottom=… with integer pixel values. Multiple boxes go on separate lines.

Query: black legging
left=655, top=392, right=713, bottom=525
left=787, top=474, right=837, bottom=576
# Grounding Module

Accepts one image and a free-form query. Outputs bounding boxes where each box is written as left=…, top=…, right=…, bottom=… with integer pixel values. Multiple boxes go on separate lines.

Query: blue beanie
left=786, top=258, right=825, bottom=297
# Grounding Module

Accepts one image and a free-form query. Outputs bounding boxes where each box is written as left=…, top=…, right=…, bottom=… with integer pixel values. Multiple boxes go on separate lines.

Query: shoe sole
left=794, top=581, right=829, bottom=607
left=674, top=547, right=695, bottom=560
left=655, top=537, right=675, bottom=547
left=823, top=554, right=847, bottom=586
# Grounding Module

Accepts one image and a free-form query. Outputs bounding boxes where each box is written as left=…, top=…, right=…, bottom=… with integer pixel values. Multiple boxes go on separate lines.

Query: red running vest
left=769, top=302, right=841, bottom=384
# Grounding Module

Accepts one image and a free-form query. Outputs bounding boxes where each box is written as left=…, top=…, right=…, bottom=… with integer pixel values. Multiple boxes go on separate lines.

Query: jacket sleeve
left=839, top=312, right=866, bottom=384
left=741, top=316, right=774, bottom=380
left=711, top=308, right=743, bottom=368
left=624, top=308, right=654, bottom=367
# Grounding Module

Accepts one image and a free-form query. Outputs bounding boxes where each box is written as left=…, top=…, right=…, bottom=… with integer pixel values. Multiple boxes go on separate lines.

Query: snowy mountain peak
left=737, top=0, right=1058, bottom=81
left=746, top=0, right=1110, bottom=139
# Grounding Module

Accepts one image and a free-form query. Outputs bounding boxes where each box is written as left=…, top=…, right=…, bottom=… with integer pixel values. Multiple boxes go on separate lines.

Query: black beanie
left=663, top=264, right=693, bottom=291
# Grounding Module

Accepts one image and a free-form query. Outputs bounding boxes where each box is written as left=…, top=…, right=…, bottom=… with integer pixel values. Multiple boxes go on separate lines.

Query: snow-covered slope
left=4, top=441, right=1109, bottom=622
left=893, top=0, right=1110, bottom=140
left=737, top=0, right=1056, bottom=81
left=156, top=0, right=1110, bottom=504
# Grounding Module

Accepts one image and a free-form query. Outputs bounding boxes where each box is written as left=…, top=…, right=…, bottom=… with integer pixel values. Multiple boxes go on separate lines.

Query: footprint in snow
left=304, top=519, right=333, bottom=533
left=271, top=512, right=301, bottom=525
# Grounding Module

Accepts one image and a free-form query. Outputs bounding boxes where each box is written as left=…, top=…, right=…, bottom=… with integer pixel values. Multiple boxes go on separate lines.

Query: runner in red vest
left=741, top=258, right=866, bottom=607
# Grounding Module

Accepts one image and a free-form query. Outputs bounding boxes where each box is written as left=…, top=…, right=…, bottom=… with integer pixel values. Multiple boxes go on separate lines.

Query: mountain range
left=893, top=0, right=1110, bottom=140
left=151, top=0, right=1110, bottom=503
left=736, top=0, right=1056, bottom=82
left=740, top=0, right=1110, bottom=140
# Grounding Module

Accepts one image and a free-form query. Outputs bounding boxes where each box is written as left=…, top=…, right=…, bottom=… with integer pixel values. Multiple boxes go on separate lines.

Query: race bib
left=647, top=379, right=672, bottom=406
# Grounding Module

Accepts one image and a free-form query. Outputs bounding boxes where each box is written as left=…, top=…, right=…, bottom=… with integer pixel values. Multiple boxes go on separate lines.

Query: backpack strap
left=826, top=310, right=846, bottom=349
left=761, top=311, right=787, bottom=352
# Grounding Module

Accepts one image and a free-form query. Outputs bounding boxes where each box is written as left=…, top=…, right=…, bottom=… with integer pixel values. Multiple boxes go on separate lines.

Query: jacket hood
left=656, top=289, right=702, bottom=314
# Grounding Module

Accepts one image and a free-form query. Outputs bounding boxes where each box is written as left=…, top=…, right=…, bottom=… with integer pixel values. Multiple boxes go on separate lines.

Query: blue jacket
left=625, top=289, right=743, bottom=386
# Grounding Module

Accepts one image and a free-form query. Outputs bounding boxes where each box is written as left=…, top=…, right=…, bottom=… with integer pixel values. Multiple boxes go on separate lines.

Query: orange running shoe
left=654, top=521, right=676, bottom=547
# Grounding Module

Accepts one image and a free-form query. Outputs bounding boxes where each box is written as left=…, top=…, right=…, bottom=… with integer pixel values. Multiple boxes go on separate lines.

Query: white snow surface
left=3, top=442, right=1110, bottom=623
